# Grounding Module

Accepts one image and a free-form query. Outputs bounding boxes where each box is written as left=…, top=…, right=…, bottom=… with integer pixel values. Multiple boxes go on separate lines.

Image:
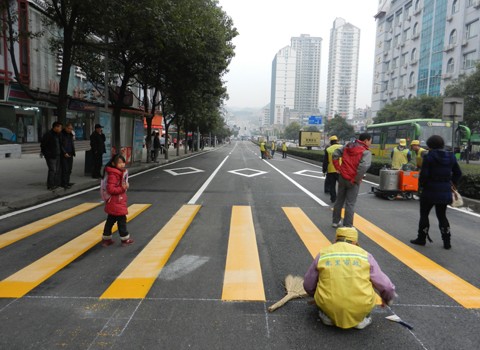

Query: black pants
left=282, top=151, right=287, bottom=158
left=92, top=152, right=103, bottom=178
left=46, top=157, right=61, bottom=188
left=418, top=199, right=449, bottom=233
left=325, top=172, right=339, bottom=202
left=61, top=156, right=73, bottom=187
left=103, top=215, right=129, bottom=239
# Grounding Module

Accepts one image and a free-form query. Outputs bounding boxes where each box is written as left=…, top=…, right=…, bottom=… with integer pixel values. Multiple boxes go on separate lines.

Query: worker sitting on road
left=303, top=227, right=396, bottom=330
left=410, top=140, right=428, bottom=170
left=391, top=139, right=412, bottom=170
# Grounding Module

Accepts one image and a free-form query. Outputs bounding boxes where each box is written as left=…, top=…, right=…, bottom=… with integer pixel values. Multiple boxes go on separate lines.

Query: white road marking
left=159, top=255, right=209, bottom=281
left=188, top=155, right=230, bottom=204
left=262, top=160, right=329, bottom=207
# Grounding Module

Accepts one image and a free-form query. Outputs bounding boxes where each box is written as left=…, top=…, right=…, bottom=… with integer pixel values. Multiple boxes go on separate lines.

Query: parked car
left=0, top=127, right=17, bottom=143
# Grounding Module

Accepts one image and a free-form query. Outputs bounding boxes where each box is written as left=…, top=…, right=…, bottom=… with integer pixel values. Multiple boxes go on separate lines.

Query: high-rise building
left=372, top=0, right=480, bottom=116
left=326, top=18, right=360, bottom=120
left=269, top=46, right=296, bottom=125
left=290, top=34, right=322, bottom=114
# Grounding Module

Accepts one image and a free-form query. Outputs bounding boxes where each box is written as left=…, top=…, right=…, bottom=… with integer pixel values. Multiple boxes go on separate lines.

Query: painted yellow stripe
left=100, top=204, right=201, bottom=299
left=0, top=204, right=150, bottom=298
left=0, top=203, right=102, bottom=249
left=222, top=206, right=265, bottom=301
left=354, top=213, right=480, bottom=308
left=282, top=207, right=332, bottom=256
left=285, top=208, right=382, bottom=305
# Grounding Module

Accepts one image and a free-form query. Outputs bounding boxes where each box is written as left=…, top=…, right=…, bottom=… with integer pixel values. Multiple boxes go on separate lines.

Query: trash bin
left=84, top=149, right=92, bottom=176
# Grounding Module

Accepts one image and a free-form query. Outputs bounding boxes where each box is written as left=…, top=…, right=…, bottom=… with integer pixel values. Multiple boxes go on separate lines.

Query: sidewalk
left=0, top=147, right=202, bottom=216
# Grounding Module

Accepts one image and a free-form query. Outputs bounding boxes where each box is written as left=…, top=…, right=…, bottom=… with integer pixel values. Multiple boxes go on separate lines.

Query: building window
left=466, top=20, right=479, bottom=39
left=449, top=29, right=457, bottom=45
left=463, top=51, right=477, bottom=69
left=452, top=0, right=459, bottom=13
left=411, top=48, right=417, bottom=60
left=413, top=22, right=419, bottom=35
left=467, top=0, right=474, bottom=7
left=409, top=72, right=415, bottom=84
left=414, top=0, right=421, bottom=11
left=447, top=58, right=455, bottom=73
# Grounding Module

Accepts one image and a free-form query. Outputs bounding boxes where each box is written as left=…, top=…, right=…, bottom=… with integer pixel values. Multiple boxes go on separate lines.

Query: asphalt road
left=1, top=141, right=479, bottom=350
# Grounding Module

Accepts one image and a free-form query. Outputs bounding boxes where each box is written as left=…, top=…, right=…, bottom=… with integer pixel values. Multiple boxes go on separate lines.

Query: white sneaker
left=318, top=309, right=333, bottom=326
left=354, top=316, right=372, bottom=329
left=332, top=221, right=342, bottom=228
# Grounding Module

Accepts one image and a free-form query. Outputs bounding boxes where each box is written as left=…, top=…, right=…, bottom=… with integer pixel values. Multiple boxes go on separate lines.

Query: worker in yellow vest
left=322, top=135, right=342, bottom=203
left=259, top=140, right=266, bottom=159
left=410, top=140, right=427, bottom=169
left=391, top=138, right=412, bottom=169
left=281, top=140, right=288, bottom=158
left=270, top=140, right=277, bottom=158
left=304, top=227, right=397, bottom=329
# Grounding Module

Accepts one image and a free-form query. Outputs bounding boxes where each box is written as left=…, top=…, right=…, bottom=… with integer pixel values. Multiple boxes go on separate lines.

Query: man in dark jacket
left=410, top=135, right=462, bottom=249
left=61, top=123, right=76, bottom=189
left=90, top=124, right=106, bottom=178
left=331, top=133, right=372, bottom=228
left=40, top=121, right=63, bottom=190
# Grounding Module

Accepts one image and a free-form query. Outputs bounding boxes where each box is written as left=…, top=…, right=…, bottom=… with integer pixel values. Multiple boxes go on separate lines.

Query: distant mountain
left=225, top=107, right=262, bottom=122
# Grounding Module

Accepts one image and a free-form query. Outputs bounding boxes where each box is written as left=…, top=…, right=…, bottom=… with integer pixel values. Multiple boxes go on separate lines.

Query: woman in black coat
left=410, top=135, right=462, bottom=249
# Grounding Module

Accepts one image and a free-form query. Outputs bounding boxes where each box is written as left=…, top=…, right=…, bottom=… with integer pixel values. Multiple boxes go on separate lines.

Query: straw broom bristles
left=268, top=275, right=309, bottom=312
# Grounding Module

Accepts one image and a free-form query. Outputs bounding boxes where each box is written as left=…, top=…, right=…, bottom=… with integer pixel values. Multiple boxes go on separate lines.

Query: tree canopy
left=374, top=95, right=443, bottom=124
left=325, top=115, right=355, bottom=142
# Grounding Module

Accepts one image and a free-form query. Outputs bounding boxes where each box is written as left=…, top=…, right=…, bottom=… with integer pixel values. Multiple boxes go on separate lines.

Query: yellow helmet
left=399, top=139, right=407, bottom=146
left=411, top=140, right=420, bottom=146
left=329, top=135, right=338, bottom=141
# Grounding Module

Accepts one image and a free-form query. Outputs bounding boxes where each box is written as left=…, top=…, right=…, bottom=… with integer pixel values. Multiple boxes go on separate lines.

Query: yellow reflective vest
left=314, top=242, right=377, bottom=329
left=282, top=142, right=287, bottom=151
left=415, top=147, right=427, bottom=168
left=326, top=144, right=342, bottom=173
left=260, top=142, right=266, bottom=152
left=391, top=147, right=409, bottom=170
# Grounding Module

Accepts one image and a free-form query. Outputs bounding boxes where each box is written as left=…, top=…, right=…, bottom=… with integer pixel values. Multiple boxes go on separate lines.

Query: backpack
left=100, top=173, right=111, bottom=202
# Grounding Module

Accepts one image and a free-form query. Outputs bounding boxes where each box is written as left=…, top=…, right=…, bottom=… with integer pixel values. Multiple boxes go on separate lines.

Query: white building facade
left=269, top=46, right=296, bottom=125
left=290, top=34, right=322, bottom=114
left=372, top=0, right=480, bottom=116
left=326, top=18, right=360, bottom=120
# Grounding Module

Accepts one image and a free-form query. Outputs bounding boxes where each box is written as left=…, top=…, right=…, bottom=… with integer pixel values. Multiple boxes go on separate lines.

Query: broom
left=268, top=275, right=309, bottom=312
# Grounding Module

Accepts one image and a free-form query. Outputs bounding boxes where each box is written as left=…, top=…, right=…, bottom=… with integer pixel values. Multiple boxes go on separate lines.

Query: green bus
left=366, top=119, right=470, bottom=157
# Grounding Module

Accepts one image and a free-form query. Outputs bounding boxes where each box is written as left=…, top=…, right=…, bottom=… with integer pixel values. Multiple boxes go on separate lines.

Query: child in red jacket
left=101, top=154, right=134, bottom=247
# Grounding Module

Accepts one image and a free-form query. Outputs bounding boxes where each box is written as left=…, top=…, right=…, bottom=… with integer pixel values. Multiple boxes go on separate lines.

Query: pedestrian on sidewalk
left=61, top=123, right=76, bottom=189
left=303, top=227, right=396, bottom=330
left=40, top=121, right=63, bottom=190
left=90, top=124, right=106, bottom=179
left=322, top=135, right=342, bottom=203
left=331, top=133, right=372, bottom=228
left=101, top=154, right=134, bottom=247
left=410, top=135, right=462, bottom=249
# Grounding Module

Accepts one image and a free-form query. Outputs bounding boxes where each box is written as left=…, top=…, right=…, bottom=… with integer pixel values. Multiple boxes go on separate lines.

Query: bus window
left=387, top=126, right=397, bottom=144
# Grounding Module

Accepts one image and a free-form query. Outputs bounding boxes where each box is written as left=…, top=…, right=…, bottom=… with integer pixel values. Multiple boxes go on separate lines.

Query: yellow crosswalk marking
left=0, top=203, right=101, bottom=249
left=222, top=206, right=265, bottom=301
left=282, top=207, right=332, bottom=256
left=100, top=204, right=201, bottom=299
left=0, top=204, right=150, bottom=298
left=353, top=213, right=480, bottom=308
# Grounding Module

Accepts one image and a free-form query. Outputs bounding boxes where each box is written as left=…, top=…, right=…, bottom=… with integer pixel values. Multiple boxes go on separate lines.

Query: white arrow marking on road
left=293, top=170, right=325, bottom=179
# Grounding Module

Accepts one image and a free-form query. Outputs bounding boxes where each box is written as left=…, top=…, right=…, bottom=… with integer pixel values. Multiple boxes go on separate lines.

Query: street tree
left=325, top=115, right=355, bottom=142
left=1, top=0, right=98, bottom=124
left=444, top=62, right=480, bottom=131
left=284, top=122, right=301, bottom=141
left=374, top=95, right=443, bottom=124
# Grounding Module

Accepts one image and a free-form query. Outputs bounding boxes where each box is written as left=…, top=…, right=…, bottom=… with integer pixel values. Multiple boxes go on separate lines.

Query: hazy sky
left=218, top=0, right=379, bottom=111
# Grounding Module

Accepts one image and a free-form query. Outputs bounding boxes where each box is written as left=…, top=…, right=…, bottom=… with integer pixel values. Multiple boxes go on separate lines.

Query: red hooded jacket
left=333, top=139, right=371, bottom=184
left=104, top=166, right=128, bottom=216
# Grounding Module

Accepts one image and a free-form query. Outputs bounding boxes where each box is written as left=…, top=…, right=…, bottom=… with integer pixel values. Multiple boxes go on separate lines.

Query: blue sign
left=308, top=116, right=322, bottom=125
